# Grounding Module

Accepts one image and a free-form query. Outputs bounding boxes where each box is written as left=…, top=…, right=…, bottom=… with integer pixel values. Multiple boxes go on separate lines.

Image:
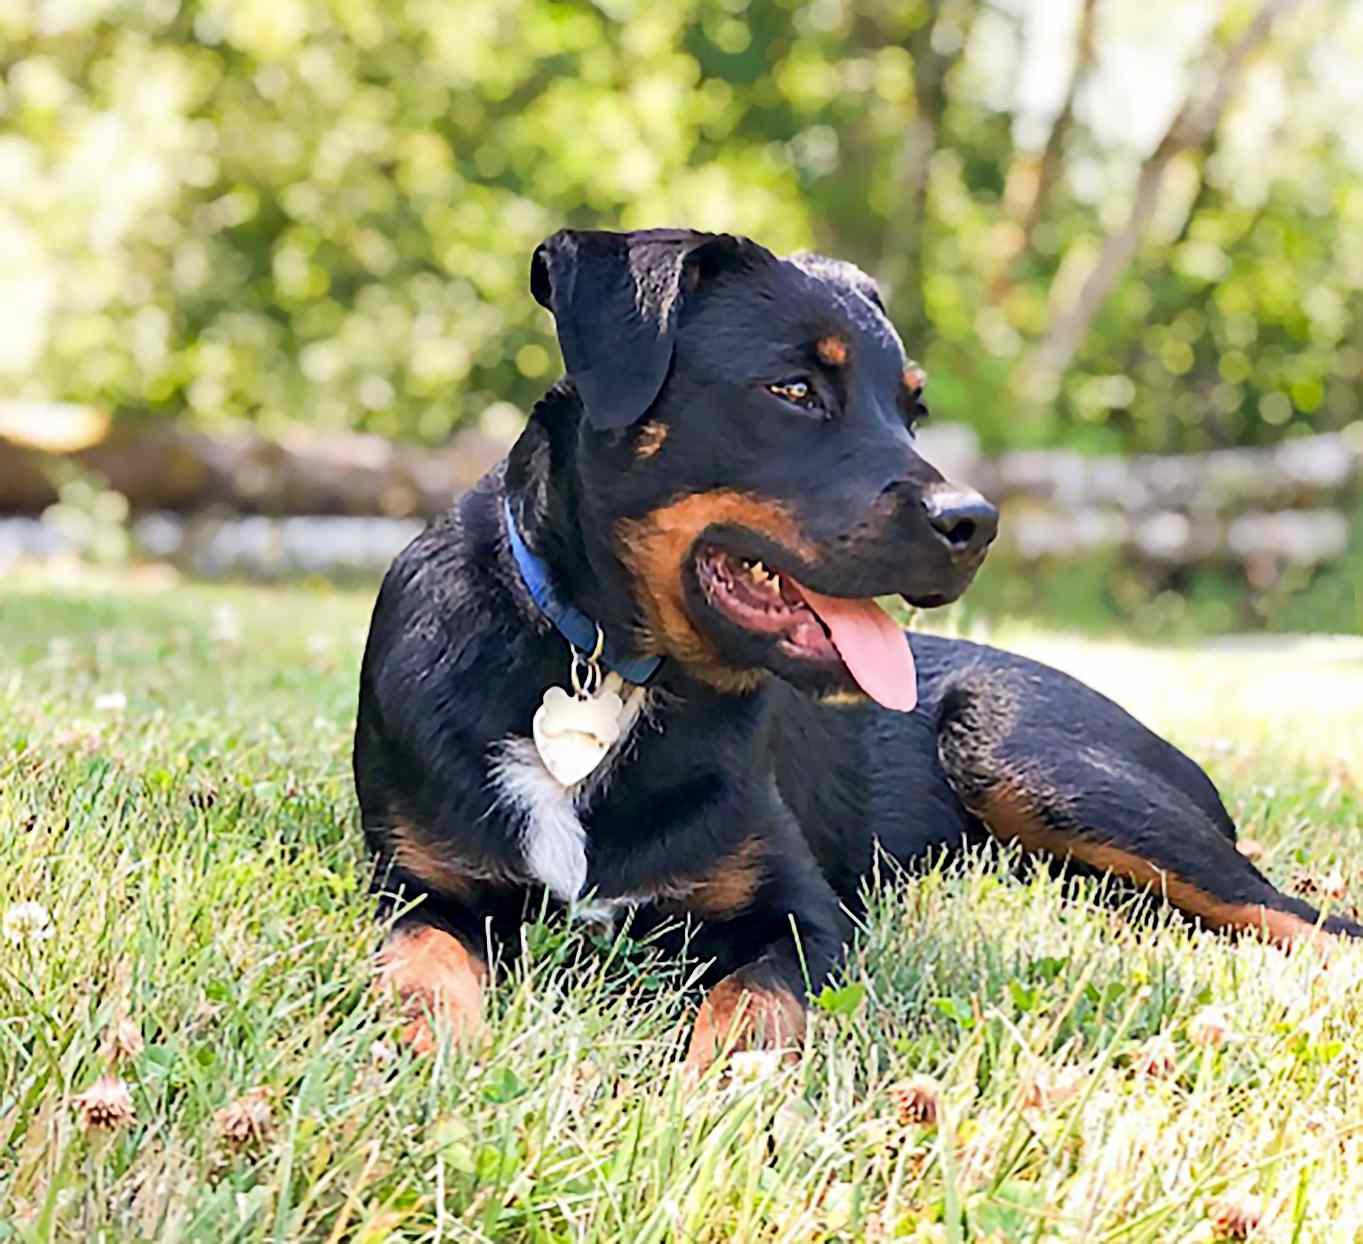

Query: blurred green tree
left=1, top=0, right=1360, bottom=453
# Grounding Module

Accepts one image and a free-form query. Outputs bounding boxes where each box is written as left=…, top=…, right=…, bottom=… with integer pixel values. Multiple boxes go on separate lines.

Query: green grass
left=3, top=569, right=1363, bottom=1242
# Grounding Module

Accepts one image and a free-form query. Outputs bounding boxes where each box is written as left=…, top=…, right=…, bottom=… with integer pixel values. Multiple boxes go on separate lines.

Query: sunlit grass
left=2, top=569, right=1362, bottom=1241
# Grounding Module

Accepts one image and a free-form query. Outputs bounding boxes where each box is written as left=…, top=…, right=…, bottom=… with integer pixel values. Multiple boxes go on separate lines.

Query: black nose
left=922, top=488, right=999, bottom=560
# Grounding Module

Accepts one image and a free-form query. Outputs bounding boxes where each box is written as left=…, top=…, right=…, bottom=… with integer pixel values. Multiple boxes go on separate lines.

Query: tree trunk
left=1024, top=0, right=1308, bottom=390
left=992, top=0, right=1100, bottom=300
left=874, top=0, right=979, bottom=334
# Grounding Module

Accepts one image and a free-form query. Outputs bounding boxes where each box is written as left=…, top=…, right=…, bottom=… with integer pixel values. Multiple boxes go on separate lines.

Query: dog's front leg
left=366, top=831, right=509, bottom=1055
left=679, top=823, right=849, bottom=1081
left=682, top=957, right=809, bottom=1081
left=375, top=912, right=488, bottom=1055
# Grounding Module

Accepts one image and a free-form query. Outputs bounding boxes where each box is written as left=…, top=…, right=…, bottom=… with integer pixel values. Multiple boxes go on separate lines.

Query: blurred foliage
left=2, top=0, right=1362, bottom=453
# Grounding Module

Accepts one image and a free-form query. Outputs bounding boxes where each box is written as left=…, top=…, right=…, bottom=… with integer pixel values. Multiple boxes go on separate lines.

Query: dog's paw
left=375, top=925, right=486, bottom=1054
left=682, top=972, right=805, bottom=1084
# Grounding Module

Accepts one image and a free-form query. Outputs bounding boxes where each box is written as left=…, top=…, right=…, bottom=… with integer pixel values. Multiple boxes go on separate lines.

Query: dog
left=353, top=228, right=1359, bottom=1075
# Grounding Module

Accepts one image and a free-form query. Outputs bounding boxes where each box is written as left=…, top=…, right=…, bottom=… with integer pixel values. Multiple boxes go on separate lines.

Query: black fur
left=355, top=229, right=1359, bottom=1055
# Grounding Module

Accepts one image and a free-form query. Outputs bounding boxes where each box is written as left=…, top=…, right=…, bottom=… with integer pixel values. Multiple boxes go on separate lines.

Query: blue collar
left=503, top=498, right=663, bottom=686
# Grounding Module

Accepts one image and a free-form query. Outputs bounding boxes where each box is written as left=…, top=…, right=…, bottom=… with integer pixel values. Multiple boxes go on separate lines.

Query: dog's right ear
left=531, top=228, right=772, bottom=431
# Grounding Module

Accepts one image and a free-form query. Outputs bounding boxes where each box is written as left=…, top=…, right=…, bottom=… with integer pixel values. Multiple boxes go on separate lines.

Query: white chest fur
left=488, top=681, right=649, bottom=903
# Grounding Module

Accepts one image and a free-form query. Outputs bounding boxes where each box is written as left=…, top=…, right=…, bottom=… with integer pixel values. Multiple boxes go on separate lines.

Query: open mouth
left=694, top=544, right=919, bottom=712
left=696, top=546, right=831, bottom=656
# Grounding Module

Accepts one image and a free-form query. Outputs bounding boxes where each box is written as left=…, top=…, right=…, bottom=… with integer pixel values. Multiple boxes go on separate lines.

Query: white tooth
left=773, top=574, right=784, bottom=593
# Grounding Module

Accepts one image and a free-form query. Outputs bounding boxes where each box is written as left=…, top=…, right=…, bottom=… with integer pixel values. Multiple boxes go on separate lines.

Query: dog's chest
left=488, top=680, right=650, bottom=908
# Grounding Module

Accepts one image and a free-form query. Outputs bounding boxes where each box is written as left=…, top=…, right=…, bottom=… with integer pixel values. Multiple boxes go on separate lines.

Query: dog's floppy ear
left=531, top=228, right=774, bottom=430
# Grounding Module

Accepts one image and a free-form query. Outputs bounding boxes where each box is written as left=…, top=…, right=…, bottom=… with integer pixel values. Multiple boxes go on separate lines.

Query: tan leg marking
left=981, top=785, right=1323, bottom=945
left=376, top=925, right=486, bottom=1054
left=616, top=490, right=815, bottom=691
left=682, top=974, right=806, bottom=1081
left=681, top=836, right=768, bottom=920
left=389, top=819, right=477, bottom=901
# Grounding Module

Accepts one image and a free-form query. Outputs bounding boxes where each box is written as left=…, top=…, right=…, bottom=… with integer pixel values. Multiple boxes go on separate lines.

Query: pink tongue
left=792, top=585, right=918, bottom=712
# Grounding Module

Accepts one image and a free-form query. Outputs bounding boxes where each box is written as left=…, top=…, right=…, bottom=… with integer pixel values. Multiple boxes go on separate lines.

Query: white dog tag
left=532, top=684, right=625, bottom=786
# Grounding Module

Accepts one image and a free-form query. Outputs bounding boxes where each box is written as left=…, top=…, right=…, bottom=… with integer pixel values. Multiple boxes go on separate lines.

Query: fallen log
left=951, top=427, right=1363, bottom=515
left=0, top=420, right=507, bottom=518
left=0, top=504, right=1351, bottom=581
left=2, top=414, right=1360, bottom=530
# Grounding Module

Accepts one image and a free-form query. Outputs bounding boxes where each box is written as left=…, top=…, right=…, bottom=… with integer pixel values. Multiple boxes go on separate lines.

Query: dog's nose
left=922, top=488, right=998, bottom=560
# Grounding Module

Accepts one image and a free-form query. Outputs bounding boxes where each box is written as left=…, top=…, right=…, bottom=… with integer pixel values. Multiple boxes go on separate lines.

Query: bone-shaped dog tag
left=532, top=684, right=625, bottom=786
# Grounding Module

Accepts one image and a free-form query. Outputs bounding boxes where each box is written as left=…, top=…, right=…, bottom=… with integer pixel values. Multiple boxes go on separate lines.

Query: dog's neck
left=505, top=383, right=645, bottom=658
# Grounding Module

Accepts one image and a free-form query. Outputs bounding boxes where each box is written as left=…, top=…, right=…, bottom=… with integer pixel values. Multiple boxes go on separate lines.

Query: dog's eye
left=766, top=379, right=818, bottom=410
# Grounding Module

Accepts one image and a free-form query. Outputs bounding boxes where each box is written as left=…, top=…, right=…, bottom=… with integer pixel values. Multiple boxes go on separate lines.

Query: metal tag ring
left=569, top=625, right=605, bottom=698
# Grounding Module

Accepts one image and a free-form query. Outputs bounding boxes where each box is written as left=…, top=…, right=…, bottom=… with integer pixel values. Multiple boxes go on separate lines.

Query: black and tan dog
left=354, top=228, right=1358, bottom=1074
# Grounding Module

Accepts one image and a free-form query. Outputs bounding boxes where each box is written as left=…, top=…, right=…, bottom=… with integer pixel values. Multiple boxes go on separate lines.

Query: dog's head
left=524, top=227, right=997, bottom=708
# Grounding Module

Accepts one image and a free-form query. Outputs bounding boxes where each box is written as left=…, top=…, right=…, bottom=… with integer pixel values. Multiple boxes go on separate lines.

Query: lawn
left=3, top=569, right=1363, bottom=1242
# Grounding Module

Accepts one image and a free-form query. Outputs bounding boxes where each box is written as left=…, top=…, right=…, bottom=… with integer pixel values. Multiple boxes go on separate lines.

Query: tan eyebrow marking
left=903, top=362, right=927, bottom=394
left=816, top=335, right=848, bottom=366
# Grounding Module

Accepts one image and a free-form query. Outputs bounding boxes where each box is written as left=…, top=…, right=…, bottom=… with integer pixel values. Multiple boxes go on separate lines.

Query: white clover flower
left=210, top=604, right=242, bottom=644
left=3, top=901, right=53, bottom=946
left=1188, top=1006, right=1233, bottom=1048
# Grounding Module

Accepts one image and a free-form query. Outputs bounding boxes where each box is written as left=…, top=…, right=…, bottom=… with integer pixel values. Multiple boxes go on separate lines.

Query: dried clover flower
left=889, top=1075, right=942, bottom=1126
left=1208, top=1192, right=1262, bottom=1239
left=103, top=1016, right=145, bottom=1064
left=1129, top=1035, right=1178, bottom=1078
left=73, top=1076, right=135, bottom=1131
left=215, top=1087, right=274, bottom=1147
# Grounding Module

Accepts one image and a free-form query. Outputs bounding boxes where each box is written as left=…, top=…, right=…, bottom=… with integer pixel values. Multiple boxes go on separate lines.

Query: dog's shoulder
left=358, top=465, right=551, bottom=738
left=378, top=469, right=506, bottom=614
